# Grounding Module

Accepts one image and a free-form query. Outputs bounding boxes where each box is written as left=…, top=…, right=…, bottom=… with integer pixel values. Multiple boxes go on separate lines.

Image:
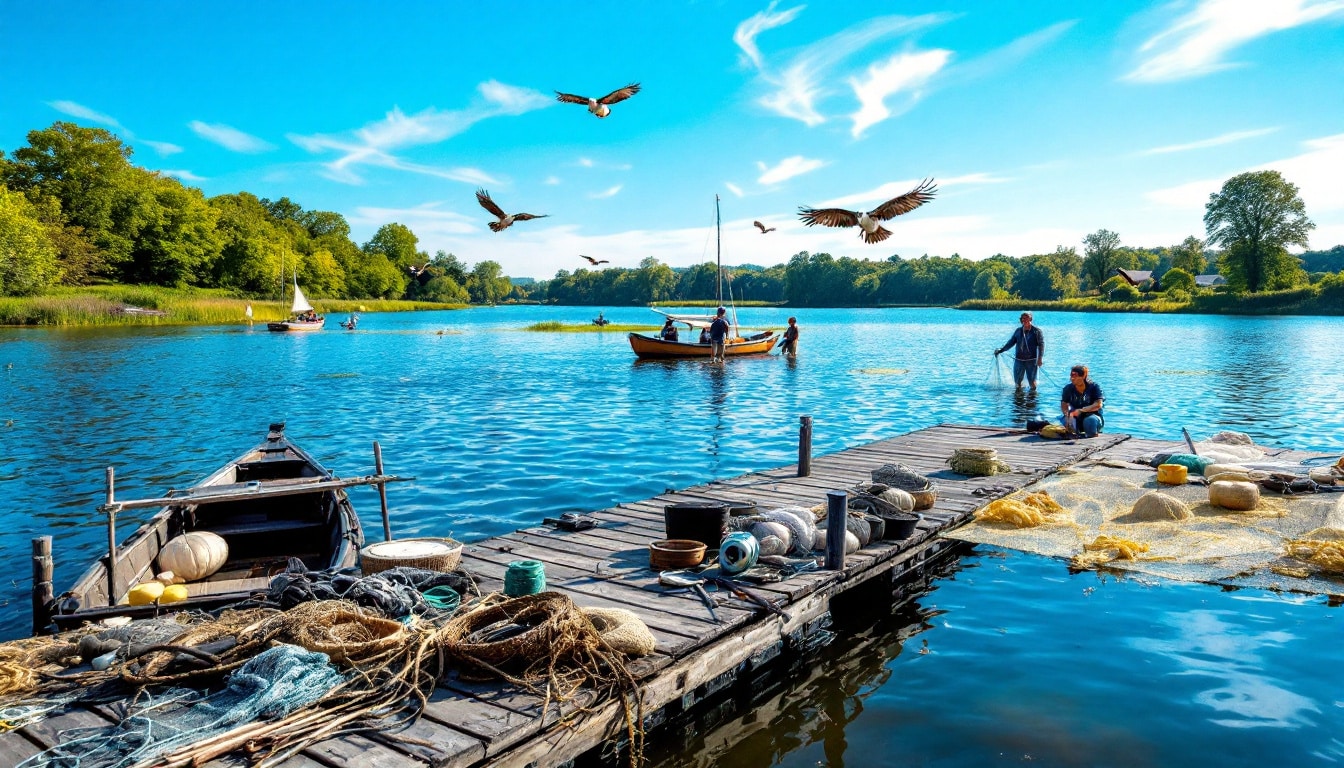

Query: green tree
left=363, top=223, right=424, bottom=273
left=1082, top=229, right=1122, bottom=290
left=972, top=260, right=1014, bottom=299
left=118, top=170, right=221, bottom=286
left=1205, top=170, right=1314, bottom=292
left=632, top=257, right=677, bottom=303
left=1161, top=267, right=1195, bottom=293
left=0, top=185, right=61, bottom=295
left=466, top=260, right=511, bottom=304
left=1170, top=236, right=1207, bottom=275
left=210, top=193, right=290, bottom=294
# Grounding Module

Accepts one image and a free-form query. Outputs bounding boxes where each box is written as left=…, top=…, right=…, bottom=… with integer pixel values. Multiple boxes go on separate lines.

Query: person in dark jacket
left=660, top=318, right=678, bottom=341
left=709, top=307, right=730, bottom=363
left=779, top=316, right=799, bottom=357
left=1060, top=364, right=1104, bottom=437
left=995, top=311, right=1044, bottom=389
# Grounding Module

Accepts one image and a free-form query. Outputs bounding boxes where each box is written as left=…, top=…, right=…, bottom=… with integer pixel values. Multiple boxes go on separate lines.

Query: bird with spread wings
left=580, top=255, right=610, bottom=266
left=476, top=189, right=548, bottom=232
left=555, top=83, right=641, bottom=119
left=797, top=178, right=936, bottom=244
left=753, top=220, right=776, bottom=234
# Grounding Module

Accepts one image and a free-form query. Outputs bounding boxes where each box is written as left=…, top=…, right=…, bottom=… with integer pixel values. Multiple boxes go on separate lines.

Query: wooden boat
left=39, top=423, right=404, bottom=632
left=628, top=196, right=779, bottom=359
left=268, top=274, right=324, bottom=332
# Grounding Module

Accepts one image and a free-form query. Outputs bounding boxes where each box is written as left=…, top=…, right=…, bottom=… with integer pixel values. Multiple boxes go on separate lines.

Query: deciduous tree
left=1205, top=170, right=1313, bottom=292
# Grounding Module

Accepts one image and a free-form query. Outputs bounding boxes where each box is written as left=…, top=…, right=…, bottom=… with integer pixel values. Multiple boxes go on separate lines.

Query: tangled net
left=974, top=492, right=1064, bottom=528
left=871, top=464, right=937, bottom=508
left=1285, top=527, right=1344, bottom=573
left=949, top=447, right=1012, bottom=477
left=1072, top=535, right=1151, bottom=568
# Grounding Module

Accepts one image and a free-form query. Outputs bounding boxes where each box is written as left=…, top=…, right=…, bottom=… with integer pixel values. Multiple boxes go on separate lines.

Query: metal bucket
left=663, top=502, right=730, bottom=548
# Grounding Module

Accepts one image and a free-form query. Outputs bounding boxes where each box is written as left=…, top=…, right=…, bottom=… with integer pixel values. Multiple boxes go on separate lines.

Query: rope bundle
left=870, top=464, right=938, bottom=509
left=949, top=447, right=1011, bottom=477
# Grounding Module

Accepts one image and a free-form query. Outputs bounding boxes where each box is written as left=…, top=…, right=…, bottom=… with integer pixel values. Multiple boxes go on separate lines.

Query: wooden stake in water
left=31, top=535, right=52, bottom=635
left=374, top=442, right=391, bottom=542
left=104, top=466, right=117, bottom=602
left=825, top=490, right=847, bottom=571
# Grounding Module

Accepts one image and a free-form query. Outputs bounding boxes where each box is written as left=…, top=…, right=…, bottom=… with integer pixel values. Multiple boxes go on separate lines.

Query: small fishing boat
left=339, top=312, right=359, bottom=330
left=628, top=196, right=778, bottom=359
left=38, top=423, right=405, bottom=633
left=268, top=274, right=324, bottom=332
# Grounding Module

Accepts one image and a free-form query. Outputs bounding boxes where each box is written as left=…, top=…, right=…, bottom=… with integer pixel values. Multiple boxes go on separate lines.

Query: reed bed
left=523, top=322, right=657, bottom=332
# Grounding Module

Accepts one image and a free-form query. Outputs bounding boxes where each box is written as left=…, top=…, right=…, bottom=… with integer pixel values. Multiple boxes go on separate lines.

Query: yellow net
left=944, top=460, right=1344, bottom=595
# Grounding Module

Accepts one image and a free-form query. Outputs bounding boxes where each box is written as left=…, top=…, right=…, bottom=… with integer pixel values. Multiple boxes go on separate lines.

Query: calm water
left=2, top=306, right=1343, bottom=765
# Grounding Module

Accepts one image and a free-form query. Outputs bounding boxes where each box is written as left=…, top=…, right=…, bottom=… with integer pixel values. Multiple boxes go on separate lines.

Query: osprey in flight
left=753, top=221, right=776, bottom=234
left=476, top=189, right=548, bottom=232
left=797, top=178, right=936, bottom=244
left=555, top=83, right=641, bottom=119
left=580, top=255, right=610, bottom=266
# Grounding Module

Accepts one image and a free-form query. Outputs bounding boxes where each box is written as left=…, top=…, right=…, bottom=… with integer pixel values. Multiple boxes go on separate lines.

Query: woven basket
left=949, top=447, right=1011, bottom=477
left=649, top=539, right=707, bottom=570
left=361, top=537, right=463, bottom=575
left=871, top=464, right=938, bottom=510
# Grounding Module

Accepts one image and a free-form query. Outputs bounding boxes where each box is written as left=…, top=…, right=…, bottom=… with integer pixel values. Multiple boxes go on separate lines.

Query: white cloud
left=848, top=49, right=951, bottom=137
left=158, top=169, right=204, bottom=181
left=756, top=155, right=825, bottom=185
left=725, top=182, right=744, bottom=197
left=190, top=120, right=275, bottom=153
left=938, top=172, right=1012, bottom=186
left=748, top=13, right=951, bottom=126
left=1139, top=127, right=1279, bottom=155
left=945, top=21, right=1076, bottom=84
left=142, top=140, right=183, bottom=156
left=734, top=1, right=805, bottom=70
left=1125, top=0, right=1344, bottom=82
left=544, top=176, right=562, bottom=185
left=289, top=80, right=550, bottom=184
left=578, top=157, right=595, bottom=168
left=347, top=203, right=479, bottom=238
left=48, top=100, right=125, bottom=130
left=589, top=185, right=623, bottom=199
left=1146, top=132, right=1344, bottom=217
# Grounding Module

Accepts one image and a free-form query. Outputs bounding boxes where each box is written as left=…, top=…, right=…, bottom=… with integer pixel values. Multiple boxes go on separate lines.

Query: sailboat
left=628, top=196, right=778, bottom=359
left=267, top=273, right=325, bottom=332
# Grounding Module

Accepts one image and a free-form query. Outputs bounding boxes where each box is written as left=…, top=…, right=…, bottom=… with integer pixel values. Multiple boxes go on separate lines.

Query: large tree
left=1082, top=229, right=1123, bottom=290
left=1170, top=235, right=1207, bottom=276
left=0, top=185, right=61, bottom=295
left=1205, top=170, right=1314, bottom=292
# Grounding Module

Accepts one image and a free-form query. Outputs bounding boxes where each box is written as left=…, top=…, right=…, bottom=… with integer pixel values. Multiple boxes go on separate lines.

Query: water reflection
left=1008, top=387, right=1042, bottom=427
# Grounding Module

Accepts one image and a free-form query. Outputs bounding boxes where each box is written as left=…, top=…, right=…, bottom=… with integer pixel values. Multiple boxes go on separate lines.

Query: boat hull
left=267, top=318, right=325, bottom=332
left=45, top=423, right=362, bottom=632
left=628, top=331, right=779, bottom=359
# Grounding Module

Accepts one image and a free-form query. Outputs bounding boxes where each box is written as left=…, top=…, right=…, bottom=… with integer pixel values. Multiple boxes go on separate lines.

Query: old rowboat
left=39, top=423, right=405, bottom=633
left=627, top=323, right=779, bottom=359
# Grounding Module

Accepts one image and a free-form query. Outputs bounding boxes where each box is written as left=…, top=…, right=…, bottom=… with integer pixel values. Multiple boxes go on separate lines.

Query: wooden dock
left=8, top=423, right=1293, bottom=768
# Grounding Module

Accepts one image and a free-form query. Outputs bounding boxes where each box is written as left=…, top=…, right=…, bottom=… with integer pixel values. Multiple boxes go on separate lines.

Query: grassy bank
left=650, top=300, right=781, bottom=308
left=0, top=285, right=467, bottom=326
left=523, top=321, right=659, bottom=332
left=959, top=283, right=1344, bottom=316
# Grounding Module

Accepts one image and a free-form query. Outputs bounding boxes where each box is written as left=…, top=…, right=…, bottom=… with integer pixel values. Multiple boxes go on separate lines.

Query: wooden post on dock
left=374, top=441, right=391, bottom=542
left=825, top=490, right=847, bottom=570
left=798, top=415, right=813, bottom=477
left=104, top=467, right=117, bottom=603
left=31, top=536, right=53, bottom=635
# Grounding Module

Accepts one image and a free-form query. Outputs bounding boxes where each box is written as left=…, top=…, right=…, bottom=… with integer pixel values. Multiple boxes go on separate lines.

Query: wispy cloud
left=939, top=172, right=1012, bottom=186
left=725, top=182, right=744, bottom=198
left=190, top=121, right=275, bottom=153
left=347, top=203, right=478, bottom=237
left=289, top=80, right=550, bottom=184
left=950, top=21, right=1076, bottom=84
left=739, top=9, right=954, bottom=133
left=757, top=155, right=825, bottom=185
left=1146, top=132, right=1344, bottom=216
left=48, top=100, right=125, bottom=130
left=544, top=175, right=562, bottom=186
left=142, top=140, right=183, bottom=156
left=1125, top=0, right=1344, bottom=82
left=159, top=169, right=204, bottom=182
left=1139, top=127, right=1279, bottom=155
left=816, top=177, right=943, bottom=209
left=734, top=1, right=805, bottom=70
left=848, top=49, right=951, bottom=138
left=589, top=185, right=623, bottom=199
left=573, top=157, right=632, bottom=171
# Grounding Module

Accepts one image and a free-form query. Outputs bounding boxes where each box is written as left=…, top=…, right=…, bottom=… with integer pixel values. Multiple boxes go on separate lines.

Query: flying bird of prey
left=554, top=83, right=641, bottom=119
left=753, top=220, right=776, bottom=234
left=797, top=178, right=937, bottom=244
left=476, top=189, right=548, bottom=232
left=580, top=255, right=610, bottom=266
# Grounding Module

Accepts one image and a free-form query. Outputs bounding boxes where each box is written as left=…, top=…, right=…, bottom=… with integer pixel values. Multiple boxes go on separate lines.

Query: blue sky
left=2, top=0, right=1342, bottom=279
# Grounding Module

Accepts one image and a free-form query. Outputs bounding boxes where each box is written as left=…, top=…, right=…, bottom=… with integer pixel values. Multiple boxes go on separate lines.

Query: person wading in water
left=995, top=311, right=1044, bottom=390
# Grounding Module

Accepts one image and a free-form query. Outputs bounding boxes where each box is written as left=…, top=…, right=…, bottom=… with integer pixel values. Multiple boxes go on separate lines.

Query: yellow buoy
left=160, top=584, right=190, bottom=603
left=127, top=582, right=165, bottom=606
left=1157, top=463, right=1188, bottom=485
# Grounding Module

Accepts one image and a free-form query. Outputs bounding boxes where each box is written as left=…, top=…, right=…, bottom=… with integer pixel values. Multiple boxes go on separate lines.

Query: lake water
left=2, top=306, right=1343, bottom=765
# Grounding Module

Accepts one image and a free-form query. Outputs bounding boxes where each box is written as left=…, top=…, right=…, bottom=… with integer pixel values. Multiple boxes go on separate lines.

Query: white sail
left=291, top=278, right=313, bottom=314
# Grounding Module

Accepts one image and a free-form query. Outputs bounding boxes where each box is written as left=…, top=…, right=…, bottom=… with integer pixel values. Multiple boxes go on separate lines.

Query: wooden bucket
left=361, top=537, right=463, bottom=575
left=649, top=539, right=707, bottom=570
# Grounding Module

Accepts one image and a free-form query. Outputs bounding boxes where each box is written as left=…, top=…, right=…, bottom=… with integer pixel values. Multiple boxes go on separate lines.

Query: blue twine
left=504, top=560, right=546, bottom=596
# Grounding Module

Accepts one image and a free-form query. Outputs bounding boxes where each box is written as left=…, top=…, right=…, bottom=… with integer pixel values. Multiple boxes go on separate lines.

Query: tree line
left=2, top=122, right=1330, bottom=308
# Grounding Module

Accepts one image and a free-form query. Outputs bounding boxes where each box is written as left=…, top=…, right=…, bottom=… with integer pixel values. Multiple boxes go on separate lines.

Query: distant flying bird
left=797, top=178, right=936, bottom=244
left=554, top=83, right=641, bottom=119
left=476, top=189, right=548, bottom=232
left=407, top=264, right=428, bottom=277
left=580, top=255, right=610, bottom=266
left=753, top=220, right=776, bottom=234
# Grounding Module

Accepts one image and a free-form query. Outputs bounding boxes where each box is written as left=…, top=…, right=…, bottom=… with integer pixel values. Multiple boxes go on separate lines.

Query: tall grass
left=960, top=284, right=1341, bottom=316
left=0, top=284, right=467, bottom=327
left=523, top=321, right=657, bottom=332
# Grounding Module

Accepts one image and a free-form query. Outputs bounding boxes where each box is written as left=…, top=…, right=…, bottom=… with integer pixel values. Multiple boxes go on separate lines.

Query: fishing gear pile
left=949, top=447, right=1012, bottom=477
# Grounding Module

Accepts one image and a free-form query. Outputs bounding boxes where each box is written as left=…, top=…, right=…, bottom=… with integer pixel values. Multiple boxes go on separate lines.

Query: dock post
left=798, top=415, right=812, bottom=477
left=374, top=441, right=391, bottom=542
left=104, top=467, right=117, bottom=604
left=825, top=490, right=847, bottom=570
left=31, top=536, right=53, bottom=635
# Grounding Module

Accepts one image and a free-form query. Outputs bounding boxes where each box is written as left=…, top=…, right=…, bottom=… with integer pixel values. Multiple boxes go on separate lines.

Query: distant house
left=1114, top=269, right=1154, bottom=286
left=1194, top=274, right=1227, bottom=287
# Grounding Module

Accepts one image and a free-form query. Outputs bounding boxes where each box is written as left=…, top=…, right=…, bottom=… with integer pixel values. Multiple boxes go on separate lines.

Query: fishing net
left=582, top=608, right=656, bottom=657
left=985, top=354, right=1010, bottom=389
left=945, top=459, right=1344, bottom=595
left=949, top=447, right=1012, bottom=477
left=19, top=644, right=344, bottom=768
left=262, top=558, right=477, bottom=620
left=871, top=464, right=938, bottom=509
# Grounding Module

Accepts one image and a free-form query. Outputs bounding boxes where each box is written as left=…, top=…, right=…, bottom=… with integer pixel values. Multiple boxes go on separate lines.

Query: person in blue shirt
left=994, top=312, right=1044, bottom=390
left=1060, top=364, right=1104, bottom=437
left=709, top=307, right=731, bottom=363
left=660, top=317, right=679, bottom=341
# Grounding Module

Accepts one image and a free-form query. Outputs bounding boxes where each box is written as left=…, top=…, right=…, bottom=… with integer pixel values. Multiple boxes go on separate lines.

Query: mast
left=715, top=195, right=722, bottom=306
